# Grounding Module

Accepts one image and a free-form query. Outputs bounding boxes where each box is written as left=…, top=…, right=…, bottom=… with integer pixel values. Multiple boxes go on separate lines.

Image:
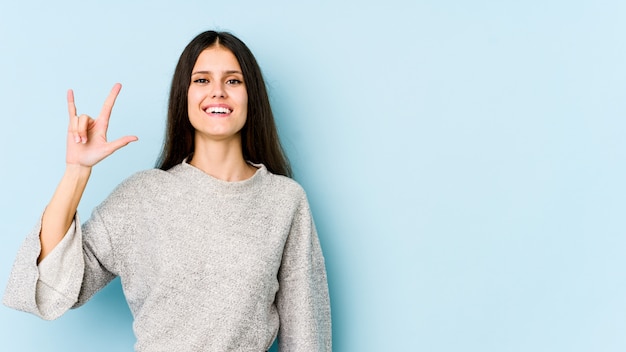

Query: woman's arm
left=39, top=164, right=90, bottom=262
left=38, top=83, right=137, bottom=262
left=276, top=193, right=332, bottom=351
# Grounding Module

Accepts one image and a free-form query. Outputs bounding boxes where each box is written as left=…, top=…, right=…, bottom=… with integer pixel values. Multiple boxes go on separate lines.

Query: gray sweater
left=3, top=161, right=331, bottom=351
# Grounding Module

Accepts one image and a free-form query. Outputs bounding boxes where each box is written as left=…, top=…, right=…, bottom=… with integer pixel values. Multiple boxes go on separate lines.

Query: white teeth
left=206, top=107, right=231, bottom=114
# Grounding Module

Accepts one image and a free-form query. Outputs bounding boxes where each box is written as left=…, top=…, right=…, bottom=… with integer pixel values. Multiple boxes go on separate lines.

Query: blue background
left=1, top=1, right=625, bottom=351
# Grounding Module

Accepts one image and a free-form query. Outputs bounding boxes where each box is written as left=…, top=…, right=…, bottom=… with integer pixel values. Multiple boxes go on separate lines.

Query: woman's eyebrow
left=191, top=70, right=243, bottom=75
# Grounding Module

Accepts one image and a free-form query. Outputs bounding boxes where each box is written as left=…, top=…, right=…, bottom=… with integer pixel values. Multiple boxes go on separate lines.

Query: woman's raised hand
left=66, top=83, right=138, bottom=167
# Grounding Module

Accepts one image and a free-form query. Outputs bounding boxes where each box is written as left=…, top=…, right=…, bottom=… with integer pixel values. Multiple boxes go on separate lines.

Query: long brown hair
left=156, top=31, right=292, bottom=177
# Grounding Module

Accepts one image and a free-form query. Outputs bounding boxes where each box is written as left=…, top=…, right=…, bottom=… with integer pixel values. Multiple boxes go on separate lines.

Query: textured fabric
left=3, top=161, right=331, bottom=351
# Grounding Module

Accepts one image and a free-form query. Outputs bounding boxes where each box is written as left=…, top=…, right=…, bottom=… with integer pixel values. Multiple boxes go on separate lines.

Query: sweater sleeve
left=2, top=210, right=116, bottom=320
left=276, top=194, right=332, bottom=351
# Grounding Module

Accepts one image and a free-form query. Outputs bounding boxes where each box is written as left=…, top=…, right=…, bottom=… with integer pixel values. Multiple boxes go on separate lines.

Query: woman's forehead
left=192, top=46, right=241, bottom=73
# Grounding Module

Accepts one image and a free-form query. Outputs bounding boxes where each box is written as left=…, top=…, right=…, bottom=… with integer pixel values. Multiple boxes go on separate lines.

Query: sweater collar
left=168, top=159, right=268, bottom=195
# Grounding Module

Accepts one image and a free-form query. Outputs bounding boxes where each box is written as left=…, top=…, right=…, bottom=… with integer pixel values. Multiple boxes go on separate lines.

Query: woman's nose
left=210, top=83, right=226, bottom=98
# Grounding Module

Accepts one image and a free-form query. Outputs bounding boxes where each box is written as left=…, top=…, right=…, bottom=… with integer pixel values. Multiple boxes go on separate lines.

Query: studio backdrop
left=1, top=1, right=625, bottom=351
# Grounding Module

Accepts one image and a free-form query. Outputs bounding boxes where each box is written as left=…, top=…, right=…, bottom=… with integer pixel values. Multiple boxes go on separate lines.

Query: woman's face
left=187, top=45, right=248, bottom=143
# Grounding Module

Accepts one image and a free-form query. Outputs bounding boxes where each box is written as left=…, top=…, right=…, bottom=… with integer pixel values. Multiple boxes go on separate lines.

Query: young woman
left=4, top=30, right=331, bottom=351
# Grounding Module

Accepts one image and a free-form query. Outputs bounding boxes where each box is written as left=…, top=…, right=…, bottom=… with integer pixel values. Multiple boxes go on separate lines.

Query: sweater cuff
left=2, top=213, right=85, bottom=321
left=38, top=214, right=83, bottom=291
left=35, top=214, right=85, bottom=319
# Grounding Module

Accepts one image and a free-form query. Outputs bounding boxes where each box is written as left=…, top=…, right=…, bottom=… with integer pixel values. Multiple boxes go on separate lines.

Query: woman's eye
left=193, top=78, right=209, bottom=84
left=226, top=79, right=242, bottom=85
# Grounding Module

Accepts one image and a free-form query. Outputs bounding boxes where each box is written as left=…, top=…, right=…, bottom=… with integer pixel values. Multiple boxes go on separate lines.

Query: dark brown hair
left=156, top=30, right=292, bottom=177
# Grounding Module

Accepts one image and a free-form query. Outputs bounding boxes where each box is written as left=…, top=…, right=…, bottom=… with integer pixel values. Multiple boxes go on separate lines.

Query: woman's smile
left=203, top=103, right=234, bottom=117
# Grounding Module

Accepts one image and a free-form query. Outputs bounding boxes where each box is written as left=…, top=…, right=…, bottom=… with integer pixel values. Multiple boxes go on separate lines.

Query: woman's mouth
left=206, top=107, right=232, bottom=114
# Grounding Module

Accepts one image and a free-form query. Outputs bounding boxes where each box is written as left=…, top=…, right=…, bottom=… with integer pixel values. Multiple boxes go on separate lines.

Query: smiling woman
left=187, top=46, right=251, bottom=172
left=3, top=30, right=331, bottom=352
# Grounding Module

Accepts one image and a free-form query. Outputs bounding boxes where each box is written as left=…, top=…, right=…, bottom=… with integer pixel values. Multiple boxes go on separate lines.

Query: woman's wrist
left=64, top=163, right=92, bottom=176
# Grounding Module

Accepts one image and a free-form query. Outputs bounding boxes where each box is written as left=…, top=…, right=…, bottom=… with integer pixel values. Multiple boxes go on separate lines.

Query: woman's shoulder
left=122, top=167, right=172, bottom=184
left=108, top=168, right=175, bottom=196
left=92, top=168, right=174, bottom=214
left=262, top=170, right=308, bottom=201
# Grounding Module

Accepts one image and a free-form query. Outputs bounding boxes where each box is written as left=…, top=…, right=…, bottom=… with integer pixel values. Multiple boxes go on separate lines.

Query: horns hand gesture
left=66, top=83, right=138, bottom=167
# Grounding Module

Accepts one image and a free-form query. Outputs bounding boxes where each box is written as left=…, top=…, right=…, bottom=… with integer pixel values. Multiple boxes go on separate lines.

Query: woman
left=3, top=30, right=331, bottom=351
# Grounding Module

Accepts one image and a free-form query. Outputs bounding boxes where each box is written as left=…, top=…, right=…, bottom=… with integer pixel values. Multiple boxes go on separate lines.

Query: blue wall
left=1, top=1, right=625, bottom=351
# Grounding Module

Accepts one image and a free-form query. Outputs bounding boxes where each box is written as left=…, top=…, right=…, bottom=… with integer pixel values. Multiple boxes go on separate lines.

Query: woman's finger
left=69, top=115, right=81, bottom=144
left=77, top=114, right=90, bottom=144
left=98, top=83, right=122, bottom=128
left=107, top=135, right=139, bottom=154
left=67, top=89, right=81, bottom=143
left=67, top=89, right=77, bottom=120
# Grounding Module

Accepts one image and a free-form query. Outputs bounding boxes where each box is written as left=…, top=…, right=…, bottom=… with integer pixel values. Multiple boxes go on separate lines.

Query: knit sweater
left=3, top=161, right=331, bottom=351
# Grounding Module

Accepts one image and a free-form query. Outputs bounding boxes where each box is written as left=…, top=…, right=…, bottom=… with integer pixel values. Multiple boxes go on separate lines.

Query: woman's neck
left=189, top=137, right=257, bottom=182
